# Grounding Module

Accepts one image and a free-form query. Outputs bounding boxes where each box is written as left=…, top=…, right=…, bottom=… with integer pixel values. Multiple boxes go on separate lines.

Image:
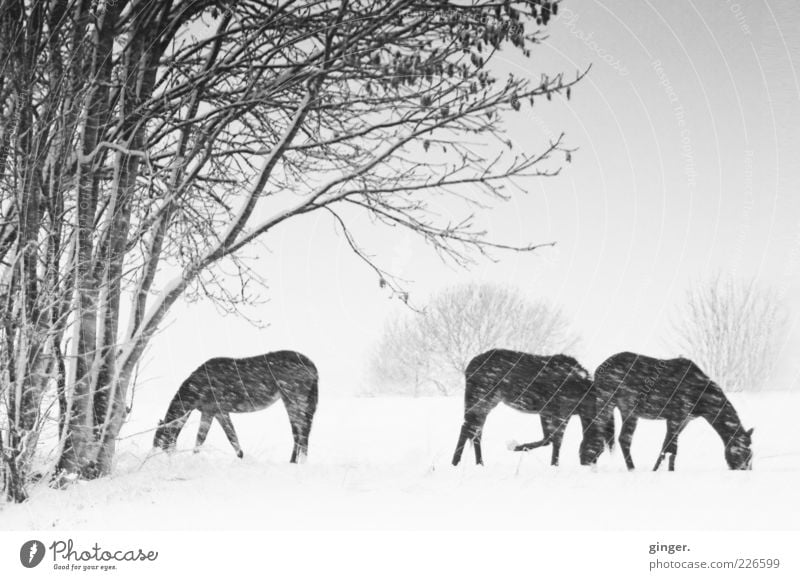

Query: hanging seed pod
left=566, top=86, right=571, bottom=100
left=511, top=95, right=521, bottom=110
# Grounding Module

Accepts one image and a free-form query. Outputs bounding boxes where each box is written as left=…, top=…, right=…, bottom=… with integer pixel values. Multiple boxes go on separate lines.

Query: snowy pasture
left=1, top=391, right=798, bottom=530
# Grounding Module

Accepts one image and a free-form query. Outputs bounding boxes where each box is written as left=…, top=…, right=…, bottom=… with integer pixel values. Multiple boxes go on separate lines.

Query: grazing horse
left=153, top=350, right=318, bottom=463
left=593, top=352, right=754, bottom=471
left=451, top=349, right=611, bottom=467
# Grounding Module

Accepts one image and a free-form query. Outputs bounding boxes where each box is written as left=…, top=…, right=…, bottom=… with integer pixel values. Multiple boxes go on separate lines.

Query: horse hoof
left=237, top=451, right=244, bottom=459
left=506, top=439, right=519, bottom=451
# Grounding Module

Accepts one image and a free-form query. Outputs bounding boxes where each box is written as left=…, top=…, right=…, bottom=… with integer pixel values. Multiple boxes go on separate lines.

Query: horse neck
left=576, top=380, right=598, bottom=417
left=699, top=386, right=743, bottom=442
left=164, top=387, right=195, bottom=426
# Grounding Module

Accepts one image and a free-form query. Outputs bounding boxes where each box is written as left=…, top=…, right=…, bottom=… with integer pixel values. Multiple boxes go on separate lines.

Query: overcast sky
left=138, top=0, right=800, bottom=406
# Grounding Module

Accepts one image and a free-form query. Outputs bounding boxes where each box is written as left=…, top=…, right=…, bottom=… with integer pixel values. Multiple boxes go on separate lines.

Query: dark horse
left=593, top=352, right=753, bottom=471
left=451, top=349, right=612, bottom=467
left=153, top=351, right=318, bottom=462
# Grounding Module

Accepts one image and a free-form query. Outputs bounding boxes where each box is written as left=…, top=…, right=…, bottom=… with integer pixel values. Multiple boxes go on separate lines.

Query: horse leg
left=666, top=420, right=687, bottom=471
left=512, top=414, right=552, bottom=452
left=619, top=416, right=638, bottom=470
left=548, top=420, right=567, bottom=467
left=513, top=439, right=550, bottom=452
left=473, top=427, right=485, bottom=466
left=452, top=421, right=471, bottom=466
left=452, top=409, right=490, bottom=466
left=279, top=380, right=317, bottom=464
left=668, top=441, right=678, bottom=471
left=288, top=408, right=314, bottom=464
left=653, top=420, right=679, bottom=471
left=284, top=402, right=314, bottom=464
left=194, top=411, right=214, bottom=453
left=217, top=412, right=244, bottom=459
left=472, top=412, right=491, bottom=465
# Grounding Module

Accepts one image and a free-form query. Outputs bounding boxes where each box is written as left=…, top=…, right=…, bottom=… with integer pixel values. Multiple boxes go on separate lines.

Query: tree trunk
left=57, top=3, right=121, bottom=477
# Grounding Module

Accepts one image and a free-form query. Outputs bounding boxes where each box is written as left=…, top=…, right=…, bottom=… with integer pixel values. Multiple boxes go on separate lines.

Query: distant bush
left=672, top=275, right=788, bottom=392
left=366, top=282, right=578, bottom=396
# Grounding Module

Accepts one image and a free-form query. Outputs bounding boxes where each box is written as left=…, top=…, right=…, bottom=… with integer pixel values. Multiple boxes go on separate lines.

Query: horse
left=153, top=350, right=318, bottom=463
left=592, top=351, right=754, bottom=471
left=451, top=348, right=612, bottom=467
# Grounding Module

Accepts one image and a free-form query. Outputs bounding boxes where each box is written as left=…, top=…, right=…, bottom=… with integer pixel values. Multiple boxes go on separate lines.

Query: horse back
left=594, top=351, right=720, bottom=419
left=465, top=349, right=591, bottom=415
left=181, top=350, right=318, bottom=413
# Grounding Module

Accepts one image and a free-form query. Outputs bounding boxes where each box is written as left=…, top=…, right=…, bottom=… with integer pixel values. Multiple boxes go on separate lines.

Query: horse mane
left=546, top=354, right=590, bottom=376
left=558, top=355, right=592, bottom=383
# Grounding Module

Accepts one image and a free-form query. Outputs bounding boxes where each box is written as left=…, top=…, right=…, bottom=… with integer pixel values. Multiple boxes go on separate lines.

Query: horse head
left=153, top=418, right=180, bottom=452
left=578, top=433, right=605, bottom=466
left=725, top=427, right=754, bottom=470
left=578, top=410, right=610, bottom=466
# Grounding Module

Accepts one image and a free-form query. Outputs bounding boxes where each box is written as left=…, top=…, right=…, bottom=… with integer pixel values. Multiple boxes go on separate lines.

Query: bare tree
left=368, top=282, right=578, bottom=396
left=672, top=275, right=788, bottom=392
left=0, top=0, right=581, bottom=500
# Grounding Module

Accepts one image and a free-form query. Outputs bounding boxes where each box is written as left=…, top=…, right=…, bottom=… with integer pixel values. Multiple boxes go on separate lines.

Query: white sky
left=137, top=0, right=800, bottom=405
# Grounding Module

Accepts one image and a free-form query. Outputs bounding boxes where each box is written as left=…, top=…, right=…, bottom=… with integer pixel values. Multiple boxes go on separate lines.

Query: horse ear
left=746, top=428, right=754, bottom=437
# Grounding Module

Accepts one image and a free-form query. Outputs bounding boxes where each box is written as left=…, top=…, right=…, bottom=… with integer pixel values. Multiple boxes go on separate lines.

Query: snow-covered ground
left=2, top=391, right=798, bottom=530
